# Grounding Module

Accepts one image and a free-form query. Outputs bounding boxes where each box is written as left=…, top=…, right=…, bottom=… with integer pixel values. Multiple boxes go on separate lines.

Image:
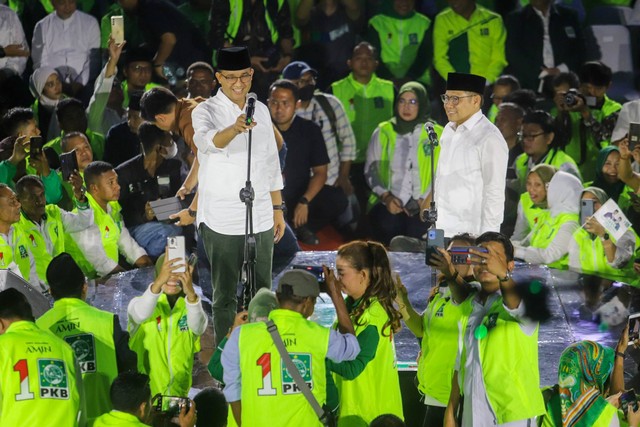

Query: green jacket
left=37, top=298, right=119, bottom=420
left=514, top=148, right=581, bottom=191
left=433, top=5, right=507, bottom=83
left=331, top=73, right=395, bottom=163
left=93, top=410, right=149, bottom=427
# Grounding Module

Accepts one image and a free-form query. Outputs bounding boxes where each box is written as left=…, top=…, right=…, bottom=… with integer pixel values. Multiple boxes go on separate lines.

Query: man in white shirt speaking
left=192, top=47, right=285, bottom=344
left=435, top=72, right=508, bottom=237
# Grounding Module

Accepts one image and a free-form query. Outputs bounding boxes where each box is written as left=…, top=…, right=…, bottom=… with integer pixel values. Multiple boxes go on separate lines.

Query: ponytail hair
left=337, top=241, right=402, bottom=336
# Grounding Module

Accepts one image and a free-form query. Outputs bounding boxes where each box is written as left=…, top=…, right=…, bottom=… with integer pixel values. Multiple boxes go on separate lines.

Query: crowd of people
left=2, top=0, right=640, bottom=425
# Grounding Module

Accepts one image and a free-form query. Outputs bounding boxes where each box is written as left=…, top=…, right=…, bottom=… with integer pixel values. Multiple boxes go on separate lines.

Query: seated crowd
left=2, top=0, right=640, bottom=425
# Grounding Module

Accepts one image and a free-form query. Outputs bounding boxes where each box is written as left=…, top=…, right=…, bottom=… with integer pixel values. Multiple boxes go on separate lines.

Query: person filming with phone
left=127, top=246, right=207, bottom=398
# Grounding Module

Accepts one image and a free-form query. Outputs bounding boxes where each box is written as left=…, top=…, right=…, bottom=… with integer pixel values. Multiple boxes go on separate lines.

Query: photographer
left=127, top=249, right=207, bottom=397
left=365, top=82, right=441, bottom=245
left=551, top=62, right=622, bottom=182
left=444, top=232, right=545, bottom=426
left=396, top=234, right=476, bottom=427
left=93, top=371, right=196, bottom=427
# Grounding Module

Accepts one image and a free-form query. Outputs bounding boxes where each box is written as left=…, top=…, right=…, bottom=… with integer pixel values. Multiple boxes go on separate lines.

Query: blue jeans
left=129, top=222, right=182, bottom=258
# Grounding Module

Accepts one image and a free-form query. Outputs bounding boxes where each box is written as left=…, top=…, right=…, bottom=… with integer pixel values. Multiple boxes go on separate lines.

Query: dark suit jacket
left=505, top=4, right=586, bottom=91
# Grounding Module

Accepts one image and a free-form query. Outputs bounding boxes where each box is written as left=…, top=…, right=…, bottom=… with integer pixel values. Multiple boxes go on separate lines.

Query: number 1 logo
left=13, top=359, right=35, bottom=401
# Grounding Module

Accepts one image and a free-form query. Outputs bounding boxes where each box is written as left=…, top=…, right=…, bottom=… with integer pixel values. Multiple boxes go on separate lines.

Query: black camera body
left=564, top=88, right=583, bottom=107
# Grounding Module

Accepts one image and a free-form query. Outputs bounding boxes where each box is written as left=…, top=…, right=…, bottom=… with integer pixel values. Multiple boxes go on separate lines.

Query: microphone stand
left=239, top=101, right=257, bottom=310
left=423, top=124, right=442, bottom=289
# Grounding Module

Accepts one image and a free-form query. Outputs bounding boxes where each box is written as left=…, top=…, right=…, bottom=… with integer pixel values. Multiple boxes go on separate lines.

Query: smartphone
left=29, top=136, right=43, bottom=156
left=425, top=228, right=445, bottom=266
left=291, top=265, right=325, bottom=283
left=153, top=395, right=190, bottom=417
left=449, top=246, right=489, bottom=265
left=111, top=16, right=124, bottom=45
left=167, top=236, right=186, bottom=273
left=59, top=150, right=79, bottom=182
left=629, top=313, right=640, bottom=345
left=581, top=199, right=595, bottom=226
left=629, top=123, right=640, bottom=151
left=620, top=389, right=638, bottom=415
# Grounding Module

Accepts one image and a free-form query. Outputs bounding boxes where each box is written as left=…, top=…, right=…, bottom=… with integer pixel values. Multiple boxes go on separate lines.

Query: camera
left=563, top=88, right=583, bottom=107
left=152, top=395, right=190, bottom=417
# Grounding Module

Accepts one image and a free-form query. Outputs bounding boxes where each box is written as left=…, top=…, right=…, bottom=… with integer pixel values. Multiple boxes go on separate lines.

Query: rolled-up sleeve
left=192, top=102, right=224, bottom=155
left=326, top=330, right=360, bottom=363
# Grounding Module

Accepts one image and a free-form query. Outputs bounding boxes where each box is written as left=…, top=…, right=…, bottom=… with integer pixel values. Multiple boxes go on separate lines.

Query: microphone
left=245, top=93, right=257, bottom=125
left=424, top=122, right=439, bottom=147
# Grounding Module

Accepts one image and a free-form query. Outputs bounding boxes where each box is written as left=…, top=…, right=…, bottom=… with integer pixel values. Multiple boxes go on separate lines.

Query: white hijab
left=546, top=171, right=584, bottom=218
left=30, top=67, right=60, bottom=107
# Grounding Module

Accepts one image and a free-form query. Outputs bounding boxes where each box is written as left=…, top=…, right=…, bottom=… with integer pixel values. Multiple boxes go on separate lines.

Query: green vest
left=530, top=212, right=579, bottom=269
left=93, top=410, right=150, bottom=427
left=16, top=206, right=65, bottom=284
left=519, top=192, right=550, bottom=232
left=369, top=12, right=432, bottom=85
left=44, top=128, right=105, bottom=161
left=368, top=121, right=442, bottom=209
left=0, top=226, right=33, bottom=285
left=128, top=294, right=201, bottom=397
left=571, top=227, right=639, bottom=284
left=418, top=289, right=472, bottom=404
left=237, top=309, right=330, bottom=427
left=225, top=0, right=279, bottom=45
left=555, top=96, right=621, bottom=182
left=0, top=321, right=82, bottom=426
left=487, top=103, right=498, bottom=123
left=331, top=74, right=395, bottom=163
left=459, top=295, right=545, bottom=423
left=540, top=392, right=620, bottom=427
left=514, top=148, right=580, bottom=190
left=65, top=194, right=122, bottom=278
left=36, top=298, right=118, bottom=420
left=121, top=81, right=161, bottom=109
left=335, top=299, right=403, bottom=426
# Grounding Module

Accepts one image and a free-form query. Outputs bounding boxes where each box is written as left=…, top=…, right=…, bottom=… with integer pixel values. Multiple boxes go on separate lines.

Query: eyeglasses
left=130, top=65, right=152, bottom=73
left=218, top=72, right=252, bottom=83
left=440, top=94, right=475, bottom=105
left=517, top=131, right=546, bottom=140
left=398, top=98, right=418, bottom=106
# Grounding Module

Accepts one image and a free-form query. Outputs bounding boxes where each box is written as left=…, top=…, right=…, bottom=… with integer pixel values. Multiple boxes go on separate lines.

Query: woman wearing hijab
left=593, top=146, right=634, bottom=212
left=568, top=187, right=638, bottom=281
left=511, top=164, right=556, bottom=241
left=512, top=171, right=583, bottom=268
left=539, top=339, right=639, bottom=427
left=364, top=82, right=441, bottom=245
left=29, top=67, right=66, bottom=141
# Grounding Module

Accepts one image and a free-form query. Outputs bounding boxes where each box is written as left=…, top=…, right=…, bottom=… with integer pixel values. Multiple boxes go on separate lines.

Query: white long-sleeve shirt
left=0, top=5, right=28, bottom=75
left=127, top=284, right=208, bottom=336
left=435, top=110, right=508, bottom=237
left=192, top=90, right=283, bottom=235
left=68, top=203, right=147, bottom=277
left=31, top=10, right=100, bottom=86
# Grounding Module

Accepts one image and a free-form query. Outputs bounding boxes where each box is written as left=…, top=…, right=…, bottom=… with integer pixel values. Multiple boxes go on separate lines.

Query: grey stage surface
left=90, top=251, right=640, bottom=387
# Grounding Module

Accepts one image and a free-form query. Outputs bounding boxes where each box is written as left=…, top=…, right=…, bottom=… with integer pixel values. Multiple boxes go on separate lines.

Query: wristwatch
left=498, top=271, right=512, bottom=282
left=273, top=202, right=286, bottom=211
left=299, top=196, right=309, bottom=205
left=601, top=233, right=610, bottom=242
left=187, top=208, right=197, bottom=218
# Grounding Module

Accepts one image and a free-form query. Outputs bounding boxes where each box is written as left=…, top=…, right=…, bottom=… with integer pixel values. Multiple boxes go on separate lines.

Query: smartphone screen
left=580, top=199, right=595, bottom=226
left=111, top=16, right=124, bottom=45
left=629, top=313, right=640, bottom=345
left=29, top=136, right=43, bottom=156
left=59, top=150, right=78, bottom=182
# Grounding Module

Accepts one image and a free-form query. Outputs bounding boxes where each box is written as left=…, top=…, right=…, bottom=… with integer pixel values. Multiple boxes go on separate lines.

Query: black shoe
left=296, top=226, right=319, bottom=245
